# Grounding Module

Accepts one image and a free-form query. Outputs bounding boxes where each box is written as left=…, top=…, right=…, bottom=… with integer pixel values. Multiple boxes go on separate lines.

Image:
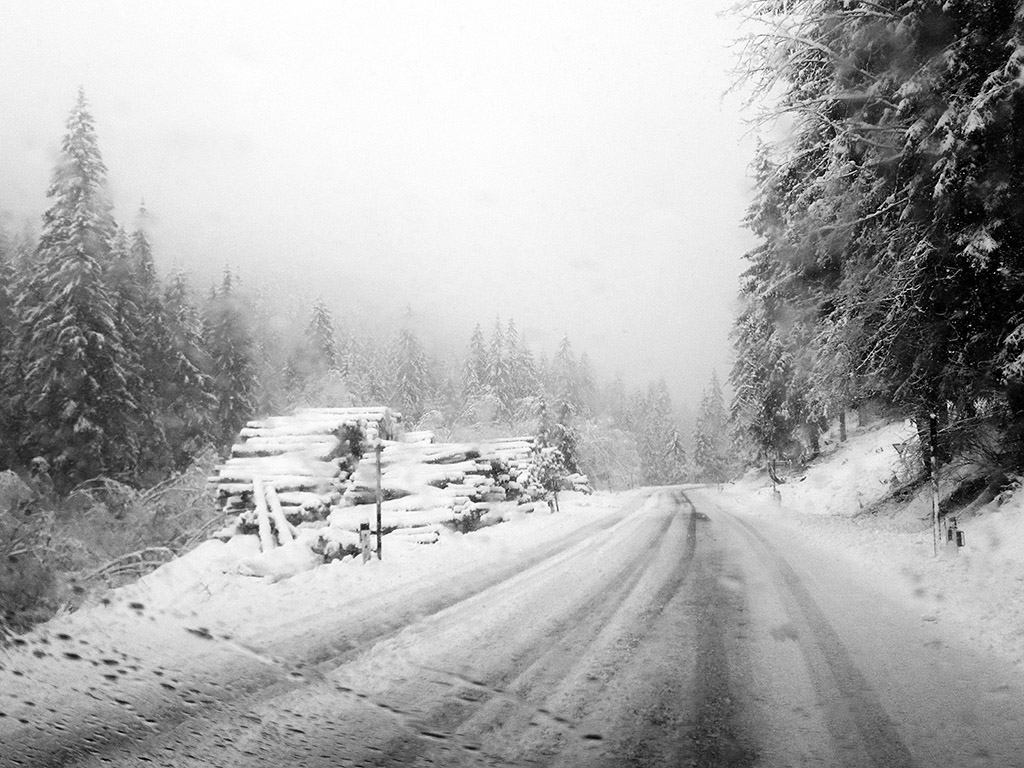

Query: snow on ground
left=0, top=491, right=657, bottom=744
left=714, top=420, right=1024, bottom=668
left=41, top=492, right=641, bottom=663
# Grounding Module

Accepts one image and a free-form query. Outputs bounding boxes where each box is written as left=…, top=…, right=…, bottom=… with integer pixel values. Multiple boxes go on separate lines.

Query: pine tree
left=307, top=297, right=340, bottom=373
left=13, top=89, right=145, bottom=484
left=735, top=0, right=1024, bottom=470
left=628, top=379, right=678, bottom=485
left=488, top=317, right=514, bottom=421
left=605, top=373, right=629, bottom=429
left=107, top=223, right=167, bottom=475
left=463, top=323, right=489, bottom=400
left=203, top=267, right=258, bottom=445
left=0, top=217, right=14, bottom=366
left=551, top=335, right=580, bottom=417
left=392, top=326, right=430, bottom=423
left=665, top=427, right=688, bottom=484
left=508, top=331, right=541, bottom=422
left=693, top=372, right=730, bottom=483
left=361, top=340, right=392, bottom=406
left=162, top=269, right=217, bottom=465
left=0, top=220, right=35, bottom=470
left=577, top=352, right=597, bottom=417
left=0, top=218, right=15, bottom=467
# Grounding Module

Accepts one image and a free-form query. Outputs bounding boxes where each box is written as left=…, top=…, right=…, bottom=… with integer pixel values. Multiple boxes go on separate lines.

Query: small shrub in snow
left=310, top=528, right=362, bottom=562
left=0, top=500, right=58, bottom=638
left=448, top=507, right=483, bottom=534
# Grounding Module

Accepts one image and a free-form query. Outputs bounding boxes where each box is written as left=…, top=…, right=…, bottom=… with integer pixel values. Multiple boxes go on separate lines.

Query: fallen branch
left=82, top=547, right=176, bottom=582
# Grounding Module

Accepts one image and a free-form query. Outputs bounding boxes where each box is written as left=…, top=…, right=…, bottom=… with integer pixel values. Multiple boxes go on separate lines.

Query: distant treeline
left=0, top=90, right=732, bottom=492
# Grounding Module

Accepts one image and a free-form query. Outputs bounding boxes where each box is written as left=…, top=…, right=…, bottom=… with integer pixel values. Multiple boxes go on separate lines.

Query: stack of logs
left=480, top=436, right=536, bottom=500
left=212, top=407, right=399, bottom=530
left=343, top=440, right=506, bottom=513
left=213, top=412, right=591, bottom=556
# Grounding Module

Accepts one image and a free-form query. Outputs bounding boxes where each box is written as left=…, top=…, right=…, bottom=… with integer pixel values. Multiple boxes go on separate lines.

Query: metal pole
left=375, top=441, right=383, bottom=560
left=930, top=412, right=939, bottom=557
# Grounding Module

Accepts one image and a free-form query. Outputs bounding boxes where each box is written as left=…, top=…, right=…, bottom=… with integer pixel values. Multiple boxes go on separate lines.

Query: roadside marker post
left=374, top=439, right=383, bottom=560
left=359, top=522, right=371, bottom=563
left=946, top=518, right=965, bottom=551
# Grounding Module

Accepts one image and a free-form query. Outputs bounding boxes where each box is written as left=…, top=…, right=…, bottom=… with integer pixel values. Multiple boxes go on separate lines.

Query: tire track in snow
left=720, top=508, right=919, bottom=768
left=359, top=492, right=687, bottom=765
left=394, top=489, right=711, bottom=768
left=36, top=493, right=659, bottom=768
left=1, top=493, right=656, bottom=768
left=201, top=490, right=696, bottom=767
left=676, top=490, right=759, bottom=768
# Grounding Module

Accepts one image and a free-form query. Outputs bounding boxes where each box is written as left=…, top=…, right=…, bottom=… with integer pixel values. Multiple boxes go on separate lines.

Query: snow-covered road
left=4, top=488, right=1024, bottom=766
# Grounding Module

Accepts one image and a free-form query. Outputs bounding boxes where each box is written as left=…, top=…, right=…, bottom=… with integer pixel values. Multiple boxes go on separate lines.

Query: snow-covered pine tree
left=392, top=326, right=430, bottom=423
left=0, top=221, right=36, bottom=470
left=488, top=317, right=515, bottom=421
left=506, top=320, right=539, bottom=397
left=577, top=352, right=597, bottom=418
left=307, top=297, right=340, bottom=373
left=278, top=296, right=351, bottom=408
left=534, top=395, right=554, bottom=448
left=506, top=320, right=541, bottom=422
left=551, top=335, right=580, bottom=417
left=0, top=218, right=15, bottom=467
left=665, top=426, right=689, bottom=484
left=693, top=371, right=730, bottom=483
left=552, top=399, right=581, bottom=476
left=162, top=269, right=217, bottom=466
left=0, top=217, right=14, bottom=364
left=736, top=0, right=1024, bottom=470
left=505, top=317, right=519, bottom=361
left=605, top=373, right=629, bottom=429
left=13, top=90, right=147, bottom=484
left=456, top=322, right=498, bottom=422
left=535, top=350, right=552, bottom=398
left=202, top=267, right=258, bottom=446
left=505, top=318, right=525, bottom=401
left=361, top=339, right=393, bottom=407
left=463, top=323, right=489, bottom=401
left=341, top=334, right=369, bottom=401
left=106, top=224, right=168, bottom=475
left=648, top=380, right=678, bottom=484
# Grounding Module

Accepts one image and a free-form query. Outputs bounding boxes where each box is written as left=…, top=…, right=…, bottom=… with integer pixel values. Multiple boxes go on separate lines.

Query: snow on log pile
left=210, top=414, right=593, bottom=577
left=481, top=436, right=592, bottom=497
left=212, top=407, right=400, bottom=528
left=326, top=436, right=561, bottom=537
left=330, top=441, right=500, bottom=535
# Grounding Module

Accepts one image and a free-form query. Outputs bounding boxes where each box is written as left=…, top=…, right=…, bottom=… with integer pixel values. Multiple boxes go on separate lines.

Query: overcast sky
left=0, top=0, right=756, bottom=410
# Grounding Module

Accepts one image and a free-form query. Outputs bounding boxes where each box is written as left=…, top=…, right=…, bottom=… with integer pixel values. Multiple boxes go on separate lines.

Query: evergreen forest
left=730, top=0, right=1024, bottom=480
left=0, top=89, right=730, bottom=501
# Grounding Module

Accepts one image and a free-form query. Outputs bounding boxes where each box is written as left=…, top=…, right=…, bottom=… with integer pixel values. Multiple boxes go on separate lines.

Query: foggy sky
left=0, top=0, right=756, bottom=410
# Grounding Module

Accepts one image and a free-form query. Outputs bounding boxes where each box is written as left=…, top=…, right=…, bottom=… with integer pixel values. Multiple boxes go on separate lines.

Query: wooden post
left=264, top=484, right=294, bottom=544
left=252, top=475, right=276, bottom=552
left=930, top=412, right=940, bottom=557
left=375, top=441, right=383, bottom=560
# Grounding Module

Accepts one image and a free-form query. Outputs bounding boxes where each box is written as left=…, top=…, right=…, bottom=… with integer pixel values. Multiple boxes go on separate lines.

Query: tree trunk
left=839, top=410, right=847, bottom=443
left=915, top=411, right=932, bottom=477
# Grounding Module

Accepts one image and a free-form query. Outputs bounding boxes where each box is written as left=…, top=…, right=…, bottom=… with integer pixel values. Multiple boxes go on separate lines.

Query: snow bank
left=92, top=491, right=638, bottom=647
left=736, top=420, right=916, bottom=517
